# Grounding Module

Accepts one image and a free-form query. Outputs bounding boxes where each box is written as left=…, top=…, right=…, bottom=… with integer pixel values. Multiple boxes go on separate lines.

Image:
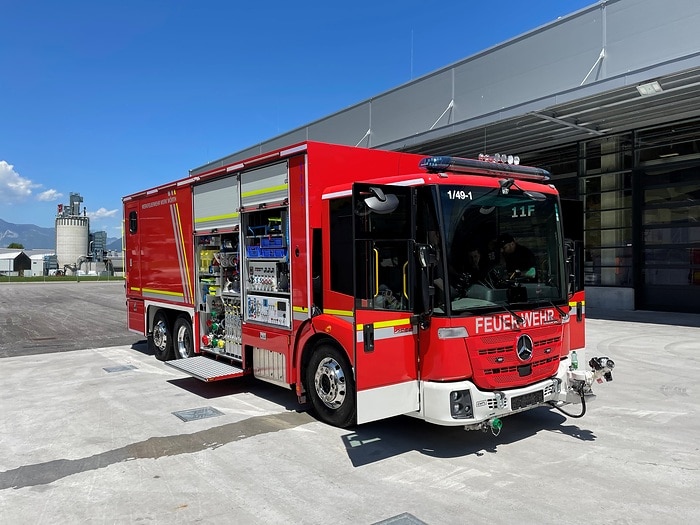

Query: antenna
left=410, top=29, right=414, bottom=79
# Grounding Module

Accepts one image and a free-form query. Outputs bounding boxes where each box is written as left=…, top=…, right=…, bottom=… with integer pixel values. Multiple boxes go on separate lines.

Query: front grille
left=484, top=355, right=558, bottom=376
left=478, top=345, right=511, bottom=355
left=470, top=331, right=562, bottom=389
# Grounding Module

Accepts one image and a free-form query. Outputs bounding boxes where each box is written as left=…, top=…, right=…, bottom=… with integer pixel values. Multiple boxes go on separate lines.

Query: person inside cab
left=463, top=244, right=488, bottom=282
left=498, top=233, right=537, bottom=280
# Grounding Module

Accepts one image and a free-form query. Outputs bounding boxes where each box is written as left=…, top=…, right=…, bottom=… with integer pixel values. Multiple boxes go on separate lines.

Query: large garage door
left=639, top=162, right=700, bottom=312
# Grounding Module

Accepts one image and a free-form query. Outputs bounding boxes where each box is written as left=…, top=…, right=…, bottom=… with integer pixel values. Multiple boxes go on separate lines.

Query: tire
left=150, top=310, right=173, bottom=361
left=306, top=344, right=356, bottom=428
left=173, top=315, right=195, bottom=359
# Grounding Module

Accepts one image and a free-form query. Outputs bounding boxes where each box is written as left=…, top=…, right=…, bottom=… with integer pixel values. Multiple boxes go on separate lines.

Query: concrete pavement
left=1, top=282, right=699, bottom=524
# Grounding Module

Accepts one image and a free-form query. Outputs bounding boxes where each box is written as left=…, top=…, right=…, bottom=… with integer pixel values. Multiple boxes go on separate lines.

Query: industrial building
left=0, top=249, right=31, bottom=276
left=54, top=192, right=120, bottom=276
left=191, top=0, right=700, bottom=313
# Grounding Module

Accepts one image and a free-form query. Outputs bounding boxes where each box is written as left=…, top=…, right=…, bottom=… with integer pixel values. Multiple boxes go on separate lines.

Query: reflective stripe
left=357, top=324, right=416, bottom=343
left=300, top=309, right=354, bottom=324
left=172, top=197, right=193, bottom=303
left=323, top=308, right=353, bottom=318
left=241, top=184, right=288, bottom=199
left=194, top=211, right=240, bottom=225
left=142, top=288, right=186, bottom=303
left=569, top=301, right=586, bottom=314
left=356, top=318, right=414, bottom=343
left=356, top=317, right=411, bottom=332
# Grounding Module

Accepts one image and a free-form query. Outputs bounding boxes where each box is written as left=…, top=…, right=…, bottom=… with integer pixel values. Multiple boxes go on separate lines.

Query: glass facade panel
left=644, top=226, right=700, bottom=246
left=644, top=206, right=700, bottom=225
left=636, top=122, right=700, bottom=309
left=643, top=247, right=695, bottom=267
left=580, top=135, right=634, bottom=288
left=504, top=122, right=700, bottom=311
left=637, top=121, right=700, bottom=163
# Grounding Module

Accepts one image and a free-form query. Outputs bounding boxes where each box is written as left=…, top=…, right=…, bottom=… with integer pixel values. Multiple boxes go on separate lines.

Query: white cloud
left=0, top=160, right=40, bottom=204
left=37, top=189, right=63, bottom=202
left=87, top=207, right=119, bottom=219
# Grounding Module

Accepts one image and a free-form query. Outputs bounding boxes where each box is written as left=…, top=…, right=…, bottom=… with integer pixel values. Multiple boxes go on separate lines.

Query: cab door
left=353, top=183, right=419, bottom=424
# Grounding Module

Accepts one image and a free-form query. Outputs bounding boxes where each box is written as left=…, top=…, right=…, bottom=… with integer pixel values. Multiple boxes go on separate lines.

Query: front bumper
left=413, top=360, right=571, bottom=427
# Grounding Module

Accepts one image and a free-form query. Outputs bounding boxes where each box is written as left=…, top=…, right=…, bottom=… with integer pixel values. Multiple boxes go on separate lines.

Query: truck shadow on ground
left=166, top=374, right=303, bottom=409
left=340, top=408, right=596, bottom=467
left=160, top=365, right=597, bottom=466
left=164, top=372, right=597, bottom=466
left=130, top=340, right=150, bottom=355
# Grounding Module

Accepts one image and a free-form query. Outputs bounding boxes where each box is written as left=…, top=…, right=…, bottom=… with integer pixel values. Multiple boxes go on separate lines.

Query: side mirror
left=415, top=243, right=436, bottom=320
left=565, top=239, right=584, bottom=295
left=363, top=187, right=399, bottom=214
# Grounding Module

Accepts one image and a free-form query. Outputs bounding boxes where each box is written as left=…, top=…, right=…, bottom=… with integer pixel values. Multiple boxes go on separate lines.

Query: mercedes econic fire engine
left=123, top=141, right=613, bottom=433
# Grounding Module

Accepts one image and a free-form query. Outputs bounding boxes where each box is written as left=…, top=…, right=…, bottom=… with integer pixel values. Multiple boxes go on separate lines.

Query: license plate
left=512, top=390, right=544, bottom=410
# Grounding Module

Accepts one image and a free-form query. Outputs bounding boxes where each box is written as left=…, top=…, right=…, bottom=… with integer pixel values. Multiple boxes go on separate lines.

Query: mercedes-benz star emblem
left=516, top=334, right=534, bottom=361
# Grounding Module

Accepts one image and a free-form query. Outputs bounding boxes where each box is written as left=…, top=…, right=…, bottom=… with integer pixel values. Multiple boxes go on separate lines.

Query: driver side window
left=374, top=241, right=409, bottom=310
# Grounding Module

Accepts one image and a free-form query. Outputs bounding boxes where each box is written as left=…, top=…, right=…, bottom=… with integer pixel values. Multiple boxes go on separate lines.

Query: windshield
left=421, top=184, right=567, bottom=315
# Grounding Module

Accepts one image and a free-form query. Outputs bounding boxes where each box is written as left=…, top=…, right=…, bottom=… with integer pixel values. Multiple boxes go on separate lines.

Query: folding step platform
left=165, top=356, right=246, bottom=382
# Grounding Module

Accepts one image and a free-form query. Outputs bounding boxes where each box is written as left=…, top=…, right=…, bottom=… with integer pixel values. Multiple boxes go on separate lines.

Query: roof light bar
left=419, top=155, right=551, bottom=181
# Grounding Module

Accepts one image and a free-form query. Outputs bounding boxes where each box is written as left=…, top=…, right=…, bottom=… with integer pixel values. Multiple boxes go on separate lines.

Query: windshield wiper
left=545, top=300, right=569, bottom=320
left=529, top=299, right=569, bottom=321
left=497, top=303, right=525, bottom=326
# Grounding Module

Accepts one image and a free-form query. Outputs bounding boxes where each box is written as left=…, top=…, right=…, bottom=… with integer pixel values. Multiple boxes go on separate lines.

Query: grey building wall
left=187, top=0, right=700, bottom=313
left=191, top=0, right=700, bottom=175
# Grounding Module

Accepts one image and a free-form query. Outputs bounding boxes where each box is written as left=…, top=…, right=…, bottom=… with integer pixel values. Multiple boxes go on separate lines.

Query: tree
left=7, top=243, right=24, bottom=249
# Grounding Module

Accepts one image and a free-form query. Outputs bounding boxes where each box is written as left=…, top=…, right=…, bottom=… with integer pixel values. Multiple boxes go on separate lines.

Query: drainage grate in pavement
left=373, top=513, right=428, bottom=525
left=103, top=364, right=138, bottom=373
left=172, top=406, right=224, bottom=422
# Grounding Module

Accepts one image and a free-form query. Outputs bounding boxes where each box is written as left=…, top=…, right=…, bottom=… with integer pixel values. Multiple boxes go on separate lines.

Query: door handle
left=363, top=324, right=375, bottom=352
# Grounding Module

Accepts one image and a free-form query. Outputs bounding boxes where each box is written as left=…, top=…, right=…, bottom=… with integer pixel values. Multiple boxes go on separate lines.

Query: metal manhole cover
left=172, top=406, right=224, bottom=422
left=373, top=513, right=428, bottom=525
left=103, top=365, right=138, bottom=373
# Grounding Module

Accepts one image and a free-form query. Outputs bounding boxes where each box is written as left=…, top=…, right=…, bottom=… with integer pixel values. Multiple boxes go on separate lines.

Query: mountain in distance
left=0, top=218, right=122, bottom=251
left=106, top=238, right=123, bottom=251
left=0, top=218, right=54, bottom=249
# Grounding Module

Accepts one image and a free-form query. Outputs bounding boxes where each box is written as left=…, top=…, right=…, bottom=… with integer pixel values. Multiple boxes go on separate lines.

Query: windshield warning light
left=479, top=153, right=519, bottom=165
left=419, top=154, right=551, bottom=182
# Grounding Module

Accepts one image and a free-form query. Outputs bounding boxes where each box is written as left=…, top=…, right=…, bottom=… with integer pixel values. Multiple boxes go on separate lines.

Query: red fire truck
left=123, top=141, right=613, bottom=433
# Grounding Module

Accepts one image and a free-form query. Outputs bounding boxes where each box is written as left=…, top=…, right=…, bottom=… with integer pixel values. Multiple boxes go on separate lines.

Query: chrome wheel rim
left=175, top=324, right=191, bottom=359
left=153, top=320, right=168, bottom=351
left=314, top=357, right=347, bottom=409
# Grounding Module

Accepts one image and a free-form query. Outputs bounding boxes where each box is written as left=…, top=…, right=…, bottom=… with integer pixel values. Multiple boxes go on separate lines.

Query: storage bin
left=262, top=248, right=287, bottom=258
left=261, top=237, right=284, bottom=248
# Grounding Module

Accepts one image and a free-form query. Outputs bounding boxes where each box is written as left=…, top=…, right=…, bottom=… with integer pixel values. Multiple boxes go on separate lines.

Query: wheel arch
left=145, top=301, right=193, bottom=335
left=299, top=333, right=353, bottom=396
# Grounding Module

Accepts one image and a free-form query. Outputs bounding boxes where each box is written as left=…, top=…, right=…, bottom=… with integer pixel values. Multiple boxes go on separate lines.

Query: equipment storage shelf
left=196, top=231, right=243, bottom=360
left=242, top=206, right=291, bottom=329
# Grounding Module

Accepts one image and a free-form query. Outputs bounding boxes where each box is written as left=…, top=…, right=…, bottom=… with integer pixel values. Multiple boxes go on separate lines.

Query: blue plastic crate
left=261, top=237, right=284, bottom=248
left=246, top=246, right=261, bottom=257
left=261, top=248, right=287, bottom=258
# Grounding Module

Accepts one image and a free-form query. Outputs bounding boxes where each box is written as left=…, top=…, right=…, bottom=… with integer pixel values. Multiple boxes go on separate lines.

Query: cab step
left=165, top=356, right=246, bottom=382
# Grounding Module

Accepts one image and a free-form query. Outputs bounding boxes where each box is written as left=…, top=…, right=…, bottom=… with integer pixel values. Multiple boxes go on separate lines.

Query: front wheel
left=150, top=310, right=173, bottom=361
left=173, top=315, right=195, bottom=359
left=306, top=344, right=356, bottom=428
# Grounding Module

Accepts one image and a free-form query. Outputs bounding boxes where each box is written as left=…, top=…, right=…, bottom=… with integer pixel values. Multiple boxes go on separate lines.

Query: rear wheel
left=306, top=344, right=356, bottom=428
left=150, top=311, right=173, bottom=361
left=173, top=315, right=194, bottom=359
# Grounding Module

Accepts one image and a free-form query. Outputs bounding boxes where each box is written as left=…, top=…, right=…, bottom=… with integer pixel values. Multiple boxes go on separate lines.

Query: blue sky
left=0, top=0, right=594, bottom=237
